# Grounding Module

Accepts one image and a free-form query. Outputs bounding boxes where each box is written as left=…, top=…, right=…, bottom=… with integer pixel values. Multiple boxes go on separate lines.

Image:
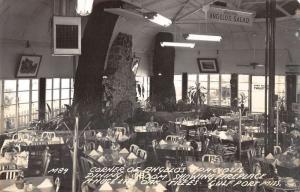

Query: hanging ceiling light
left=76, top=0, right=94, bottom=16
left=184, top=34, right=222, bottom=42
left=160, top=42, right=195, bottom=48
left=144, top=12, right=172, bottom=27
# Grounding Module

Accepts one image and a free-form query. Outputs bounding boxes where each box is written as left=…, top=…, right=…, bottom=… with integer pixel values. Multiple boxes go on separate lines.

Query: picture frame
left=197, top=58, right=219, bottom=73
left=16, top=55, right=42, bottom=77
left=132, top=56, right=140, bottom=75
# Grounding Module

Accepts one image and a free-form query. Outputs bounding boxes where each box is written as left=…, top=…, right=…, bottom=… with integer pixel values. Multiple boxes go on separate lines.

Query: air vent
left=53, top=16, right=81, bottom=56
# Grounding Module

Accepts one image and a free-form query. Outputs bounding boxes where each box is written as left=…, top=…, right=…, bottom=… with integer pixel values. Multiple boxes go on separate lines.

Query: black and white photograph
left=0, top=0, right=300, bottom=192
left=16, top=55, right=42, bottom=77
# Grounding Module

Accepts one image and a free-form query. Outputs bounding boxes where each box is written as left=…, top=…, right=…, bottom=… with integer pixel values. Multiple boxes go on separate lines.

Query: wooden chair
left=166, top=135, right=181, bottom=143
left=0, top=170, right=23, bottom=180
left=137, top=149, right=147, bottom=160
left=83, top=142, right=96, bottom=152
left=273, top=145, right=282, bottom=155
left=129, top=144, right=140, bottom=154
left=80, top=156, right=94, bottom=177
left=202, top=154, right=223, bottom=163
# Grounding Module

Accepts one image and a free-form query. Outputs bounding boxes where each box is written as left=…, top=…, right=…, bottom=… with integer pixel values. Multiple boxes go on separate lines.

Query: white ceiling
left=0, top=0, right=300, bottom=51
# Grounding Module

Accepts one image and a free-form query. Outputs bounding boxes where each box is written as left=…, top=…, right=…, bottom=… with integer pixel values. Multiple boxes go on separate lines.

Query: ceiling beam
left=172, top=0, right=191, bottom=21
left=276, top=3, right=291, bottom=17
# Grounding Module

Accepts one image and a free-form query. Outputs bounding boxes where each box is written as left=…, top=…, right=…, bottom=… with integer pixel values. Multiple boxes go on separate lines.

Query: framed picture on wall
left=16, top=55, right=42, bottom=77
left=197, top=58, right=219, bottom=73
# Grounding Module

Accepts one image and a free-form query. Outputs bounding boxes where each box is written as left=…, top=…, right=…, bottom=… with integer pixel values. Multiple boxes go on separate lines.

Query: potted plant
left=188, top=83, right=207, bottom=111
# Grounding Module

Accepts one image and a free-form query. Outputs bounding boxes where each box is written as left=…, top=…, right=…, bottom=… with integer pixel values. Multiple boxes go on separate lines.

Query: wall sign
left=203, top=5, right=255, bottom=26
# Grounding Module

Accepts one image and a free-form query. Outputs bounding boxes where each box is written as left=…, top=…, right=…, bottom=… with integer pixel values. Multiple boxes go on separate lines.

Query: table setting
left=0, top=176, right=55, bottom=192
left=85, top=145, right=145, bottom=167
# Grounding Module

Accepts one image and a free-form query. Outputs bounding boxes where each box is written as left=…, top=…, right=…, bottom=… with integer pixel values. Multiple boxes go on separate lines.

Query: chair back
left=0, top=163, right=17, bottom=171
left=114, top=127, right=127, bottom=137
left=273, top=146, right=282, bottom=155
left=80, top=156, right=94, bottom=177
left=83, top=130, right=96, bottom=141
left=129, top=144, right=140, bottom=154
left=202, top=154, right=223, bottom=163
left=83, top=142, right=96, bottom=152
left=202, top=138, right=210, bottom=154
left=137, top=149, right=147, bottom=160
left=0, top=170, right=23, bottom=180
left=166, top=135, right=181, bottom=143
left=41, top=132, right=56, bottom=139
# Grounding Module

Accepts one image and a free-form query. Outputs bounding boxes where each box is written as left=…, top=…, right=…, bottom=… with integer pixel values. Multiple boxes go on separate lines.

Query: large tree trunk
left=73, top=2, right=121, bottom=123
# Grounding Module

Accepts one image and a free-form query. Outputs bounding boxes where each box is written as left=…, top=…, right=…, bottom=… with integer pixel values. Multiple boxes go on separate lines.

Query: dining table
left=85, top=148, right=146, bottom=167
left=254, top=149, right=300, bottom=179
left=0, top=176, right=55, bottom=192
left=93, top=180, right=167, bottom=192
left=174, top=119, right=209, bottom=139
left=0, top=151, right=29, bottom=170
left=262, top=177, right=300, bottom=192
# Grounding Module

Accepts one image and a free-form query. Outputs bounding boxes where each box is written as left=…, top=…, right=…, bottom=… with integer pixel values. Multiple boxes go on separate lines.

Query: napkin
left=97, top=145, right=104, bottom=153
left=99, top=182, right=113, bottom=191
left=89, top=150, right=100, bottom=158
left=118, top=156, right=126, bottom=164
left=265, top=153, right=275, bottom=160
left=119, top=148, right=129, bottom=154
left=96, top=132, right=103, bottom=138
left=119, top=135, right=129, bottom=141
left=154, top=183, right=167, bottom=191
left=37, top=178, right=53, bottom=188
left=159, top=140, right=167, bottom=145
left=19, top=151, right=28, bottom=157
left=98, top=156, right=106, bottom=163
left=127, top=152, right=138, bottom=160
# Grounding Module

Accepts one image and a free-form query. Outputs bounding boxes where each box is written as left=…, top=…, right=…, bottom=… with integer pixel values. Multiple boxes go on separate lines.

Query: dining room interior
left=0, top=0, right=300, bottom=191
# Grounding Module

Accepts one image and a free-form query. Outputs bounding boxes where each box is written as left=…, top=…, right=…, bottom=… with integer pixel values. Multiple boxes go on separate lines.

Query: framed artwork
left=16, top=55, right=42, bottom=77
left=197, top=58, right=219, bottom=73
left=132, top=56, right=140, bottom=75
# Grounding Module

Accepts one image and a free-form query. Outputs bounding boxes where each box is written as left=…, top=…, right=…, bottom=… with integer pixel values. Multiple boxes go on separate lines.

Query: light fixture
left=184, top=34, right=222, bottom=42
left=160, top=42, right=195, bottom=48
left=144, top=12, right=172, bottom=27
left=76, top=0, right=94, bottom=16
left=158, top=73, right=162, bottom=76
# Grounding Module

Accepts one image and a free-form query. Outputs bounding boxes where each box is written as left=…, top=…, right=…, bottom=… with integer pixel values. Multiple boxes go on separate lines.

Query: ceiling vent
left=52, top=16, right=81, bottom=56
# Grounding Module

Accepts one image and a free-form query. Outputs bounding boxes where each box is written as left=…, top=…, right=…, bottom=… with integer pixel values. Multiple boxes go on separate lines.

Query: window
left=221, top=75, right=231, bottom=106
left=199, top=74, right=208, bottom=104
left=187, top=74, right=230, bottom=106
left=135, top=76, right=150, bottom=102
left=275, top=76, right=285, bottom=99
left=209, top=74, right=220, bottom=105
left=238, top=75, right=250, bottom=107
left=174, top=75, right=182, bottom=101
left=1, top=79, right=38, bottom=130
left=252, top=76, right=266, bottom=113
left=46, top=78, right=73, bottom=118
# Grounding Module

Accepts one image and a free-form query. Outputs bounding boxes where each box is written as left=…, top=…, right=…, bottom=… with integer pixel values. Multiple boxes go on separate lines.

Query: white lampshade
left=76, top=0, right=94, bottom=16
